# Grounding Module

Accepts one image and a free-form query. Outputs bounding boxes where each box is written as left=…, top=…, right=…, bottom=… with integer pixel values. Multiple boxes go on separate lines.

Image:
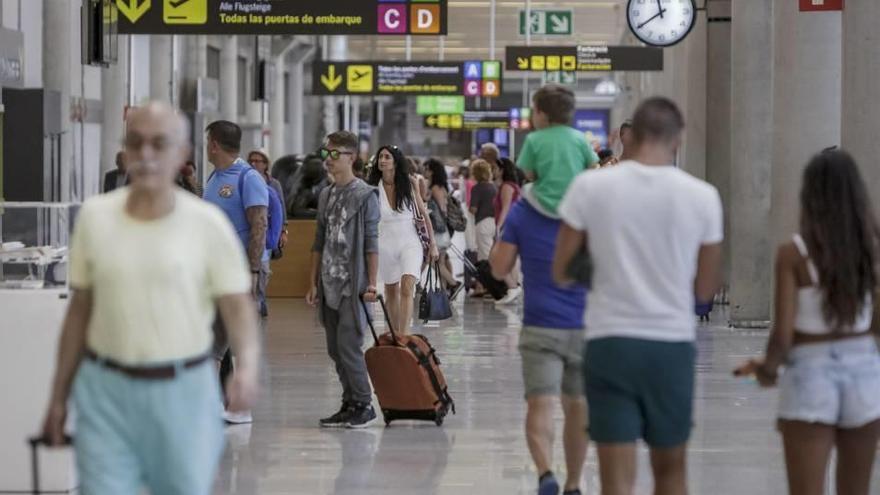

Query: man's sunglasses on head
left=319, top=148, right=354, bottom=160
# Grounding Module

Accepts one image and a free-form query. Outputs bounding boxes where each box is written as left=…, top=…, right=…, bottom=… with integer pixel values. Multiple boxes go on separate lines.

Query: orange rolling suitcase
left=361, top=296, right=455, bottom=426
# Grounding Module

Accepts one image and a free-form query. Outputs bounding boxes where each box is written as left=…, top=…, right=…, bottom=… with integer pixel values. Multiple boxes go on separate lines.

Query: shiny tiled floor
left=215, top=299, right=880, bottom=494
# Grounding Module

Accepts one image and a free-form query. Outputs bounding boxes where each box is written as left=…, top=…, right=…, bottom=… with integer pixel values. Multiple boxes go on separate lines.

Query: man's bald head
left=479, top=143, right=500, bottom=163
left=124, top=102, right=191, bottom=193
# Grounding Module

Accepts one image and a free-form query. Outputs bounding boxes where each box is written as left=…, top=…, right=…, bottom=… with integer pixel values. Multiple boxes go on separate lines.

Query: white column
left=351, top=97, right=361, bottom=135
left=323, top=36, right=347, bottom=134
left=43, top=0, right=71, bottom=201
left=705, top=1, right=732, bottom=287
left=842, top=1, right=880, bottom=194
left=219, top=36, right=238, bottom=122
left=771, top=4, right=842, bottom=244
left=289, top=60, right=305, bottom=153
left=149, top=35, right=173, bottom=103
left=101, top=36, right=128, bottom=175
left=729, top=0, right=774, bottom=325
left=680, top=16, right=707, bottom=179
left=270, top=54, right=287, bottom=160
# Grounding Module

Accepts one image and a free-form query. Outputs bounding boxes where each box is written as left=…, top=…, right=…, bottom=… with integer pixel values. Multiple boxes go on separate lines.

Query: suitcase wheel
left=434, top=415, right=444, bottom=427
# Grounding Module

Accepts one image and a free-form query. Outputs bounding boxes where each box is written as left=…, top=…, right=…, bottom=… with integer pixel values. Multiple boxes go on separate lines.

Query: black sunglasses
left=319, top=147, right=354, bottom=160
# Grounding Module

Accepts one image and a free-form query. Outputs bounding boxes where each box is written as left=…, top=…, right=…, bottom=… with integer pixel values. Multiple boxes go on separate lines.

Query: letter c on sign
left=467, top=81, right=479, bottom=95
left=418, top=9, right=433, bottom=28
left=385, top=9, right=400, bottom=29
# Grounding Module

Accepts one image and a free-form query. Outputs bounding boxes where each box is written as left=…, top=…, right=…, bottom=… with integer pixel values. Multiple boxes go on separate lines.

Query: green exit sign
left=519, top=10, right=573, bottom=36
left=417, top=96, right=466, bottom=116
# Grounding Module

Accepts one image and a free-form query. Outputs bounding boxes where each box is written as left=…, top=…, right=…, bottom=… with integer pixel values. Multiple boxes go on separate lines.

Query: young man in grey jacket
left=306, top=130, right=380, bottom=429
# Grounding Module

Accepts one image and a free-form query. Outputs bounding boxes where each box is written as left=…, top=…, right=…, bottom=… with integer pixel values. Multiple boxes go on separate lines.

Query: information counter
left=267, top=219, right=317, bottom=298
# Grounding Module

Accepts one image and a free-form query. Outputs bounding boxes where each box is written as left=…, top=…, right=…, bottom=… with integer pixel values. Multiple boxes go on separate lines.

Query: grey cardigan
left=312, top=179, right=380, bottom=330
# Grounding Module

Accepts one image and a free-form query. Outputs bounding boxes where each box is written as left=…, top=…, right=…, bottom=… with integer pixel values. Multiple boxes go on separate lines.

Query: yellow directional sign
left=321, top=65, right=343, bottom=92
left=346, top=65, right=373, bottom=93
left=163, top=0, right=206, bottom=25
left=426, top=115, right=439, bottom=127
left=546, top=56, right=561, bottom=71
left=531, top=56, right=545, bottom=71
left=562, top=55, right=577, bottom=71
left=516, top=57, right=529, bottom=70
left=117, top=0, right=151, bottom=24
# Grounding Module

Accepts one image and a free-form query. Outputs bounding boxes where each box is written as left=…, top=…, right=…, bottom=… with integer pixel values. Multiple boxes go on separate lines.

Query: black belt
left=84, top=349, right=212, bottom=380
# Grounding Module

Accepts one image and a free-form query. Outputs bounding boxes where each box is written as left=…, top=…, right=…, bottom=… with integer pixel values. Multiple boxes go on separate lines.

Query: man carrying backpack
left=203, top=120, right=268, bottom=425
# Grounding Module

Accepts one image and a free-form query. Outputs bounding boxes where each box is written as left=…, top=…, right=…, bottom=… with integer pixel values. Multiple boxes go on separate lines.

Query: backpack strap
left=237, top=166, right=257, bottom=209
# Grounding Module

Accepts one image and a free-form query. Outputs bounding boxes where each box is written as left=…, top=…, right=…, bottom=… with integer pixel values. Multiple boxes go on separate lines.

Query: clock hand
left=637, top=9, right=667, bottom=29
left=656, top=0, right=664, bottom=18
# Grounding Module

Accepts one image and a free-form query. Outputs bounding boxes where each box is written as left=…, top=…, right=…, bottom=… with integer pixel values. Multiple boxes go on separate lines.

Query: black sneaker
left=319, top=402, right=351, bottom=428
left=345, top=404, right=377, bottom=429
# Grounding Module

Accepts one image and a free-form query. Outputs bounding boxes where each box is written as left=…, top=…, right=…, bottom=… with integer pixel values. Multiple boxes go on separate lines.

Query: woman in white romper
left=369, top=146, right=438, bottom=335
left=736, top=149, right=880, bottom=495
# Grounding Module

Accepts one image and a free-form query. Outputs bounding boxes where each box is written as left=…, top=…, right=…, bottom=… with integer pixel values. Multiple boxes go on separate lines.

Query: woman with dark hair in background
left=368, top=146, right=439, bottom=335
left=493, top=157, right=523, bottom=305
left=177, top=160, right=202, bottom=196
left=736, top=149, right=880, bottom=495
left=423, top=158, right=461, bottom=293
left=289, top=154, right=329, bottom=219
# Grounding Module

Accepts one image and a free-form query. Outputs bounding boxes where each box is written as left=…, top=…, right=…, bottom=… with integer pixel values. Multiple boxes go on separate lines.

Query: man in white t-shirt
left=554, top=97, right=723, bottom=495
left=40, top=103, right=261, bottom=495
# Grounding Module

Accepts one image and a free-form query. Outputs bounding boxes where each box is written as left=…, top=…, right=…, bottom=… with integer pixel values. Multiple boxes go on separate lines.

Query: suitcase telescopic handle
left=28, top=435, right=73, bottom=494
left=360, top=294, right=400, bottom=346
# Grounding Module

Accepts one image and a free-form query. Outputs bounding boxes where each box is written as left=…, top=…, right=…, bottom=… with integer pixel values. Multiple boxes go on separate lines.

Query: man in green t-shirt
left=518, top=84, right=599, bottom=217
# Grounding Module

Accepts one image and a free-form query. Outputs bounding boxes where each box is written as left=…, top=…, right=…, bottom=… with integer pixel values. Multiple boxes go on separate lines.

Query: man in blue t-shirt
left=203, top=120, right=268, bottom=425
left=490, top=199, right=588, bottom=495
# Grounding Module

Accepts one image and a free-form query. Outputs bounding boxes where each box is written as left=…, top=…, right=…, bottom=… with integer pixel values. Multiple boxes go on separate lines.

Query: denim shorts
left=779, top=335, right=880, bottom=428
left=584, top=337, right=695, bottom=448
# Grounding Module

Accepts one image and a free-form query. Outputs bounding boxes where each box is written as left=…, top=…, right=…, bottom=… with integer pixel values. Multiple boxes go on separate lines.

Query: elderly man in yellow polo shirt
left=40, top=102, right=261, bottom=495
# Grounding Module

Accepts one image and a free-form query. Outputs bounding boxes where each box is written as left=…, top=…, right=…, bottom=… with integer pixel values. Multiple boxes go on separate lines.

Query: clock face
left=627, top=0, right=696, bottom=47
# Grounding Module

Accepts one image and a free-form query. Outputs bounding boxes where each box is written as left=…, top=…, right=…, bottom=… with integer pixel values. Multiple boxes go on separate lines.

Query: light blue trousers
left=72, top=358, right=225, bottom=495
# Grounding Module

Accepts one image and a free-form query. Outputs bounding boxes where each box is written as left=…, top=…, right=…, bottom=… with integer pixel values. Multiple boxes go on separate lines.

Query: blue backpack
left=209, top=165, right=284, bottom=252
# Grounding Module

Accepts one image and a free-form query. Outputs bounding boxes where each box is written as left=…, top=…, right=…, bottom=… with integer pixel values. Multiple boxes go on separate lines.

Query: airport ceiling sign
left=423, top=111, right=510, bottom=130
left=519, top=10, right=572, bottom=36
left=505, top=45, right=663, bottom=72
left=417, top=96, right=465, bottom=115
left=312, top=60, right=502, bottom=96
left=116, top=0, right=448, bottom=35
left=423, top=108, right=531, bottom=130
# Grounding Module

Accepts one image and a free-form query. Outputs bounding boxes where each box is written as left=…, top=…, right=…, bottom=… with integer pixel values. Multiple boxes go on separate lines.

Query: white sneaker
left=495, top=286, right=522, bottom=306
left=223, top=410, right=254, bottom=424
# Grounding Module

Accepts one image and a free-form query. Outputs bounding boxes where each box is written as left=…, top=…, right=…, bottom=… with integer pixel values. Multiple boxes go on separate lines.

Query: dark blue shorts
left=584, top=337, right=696, bottom=448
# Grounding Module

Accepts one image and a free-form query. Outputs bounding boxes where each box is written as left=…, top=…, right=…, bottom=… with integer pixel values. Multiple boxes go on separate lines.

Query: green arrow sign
left=417, top=96, right=465, bottom=115
left=519, top=10, right=572, bottom=36
left=542, top=71, right=577, bottom=86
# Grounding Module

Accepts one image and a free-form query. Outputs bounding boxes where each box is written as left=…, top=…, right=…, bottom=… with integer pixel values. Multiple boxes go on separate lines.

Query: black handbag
left=418, top=263, right=453, bottom=323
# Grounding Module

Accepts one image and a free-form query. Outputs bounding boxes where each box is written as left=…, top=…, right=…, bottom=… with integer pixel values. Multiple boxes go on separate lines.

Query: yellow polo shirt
left=69, top=188, right=250, bottom=365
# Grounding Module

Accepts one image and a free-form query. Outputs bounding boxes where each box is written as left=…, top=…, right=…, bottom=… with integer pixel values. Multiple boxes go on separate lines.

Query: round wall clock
left=627, top=0, right=697, bottom=47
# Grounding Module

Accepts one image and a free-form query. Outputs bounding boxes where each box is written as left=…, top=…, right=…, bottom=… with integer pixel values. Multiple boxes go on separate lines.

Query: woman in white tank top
left=736, top=149, right=880, bottom=495
left=368, top=146, right=438, bottom=335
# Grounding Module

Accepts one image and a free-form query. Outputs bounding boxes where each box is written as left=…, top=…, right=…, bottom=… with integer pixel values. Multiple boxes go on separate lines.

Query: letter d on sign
left=411, top=5, right=440, bottom=34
